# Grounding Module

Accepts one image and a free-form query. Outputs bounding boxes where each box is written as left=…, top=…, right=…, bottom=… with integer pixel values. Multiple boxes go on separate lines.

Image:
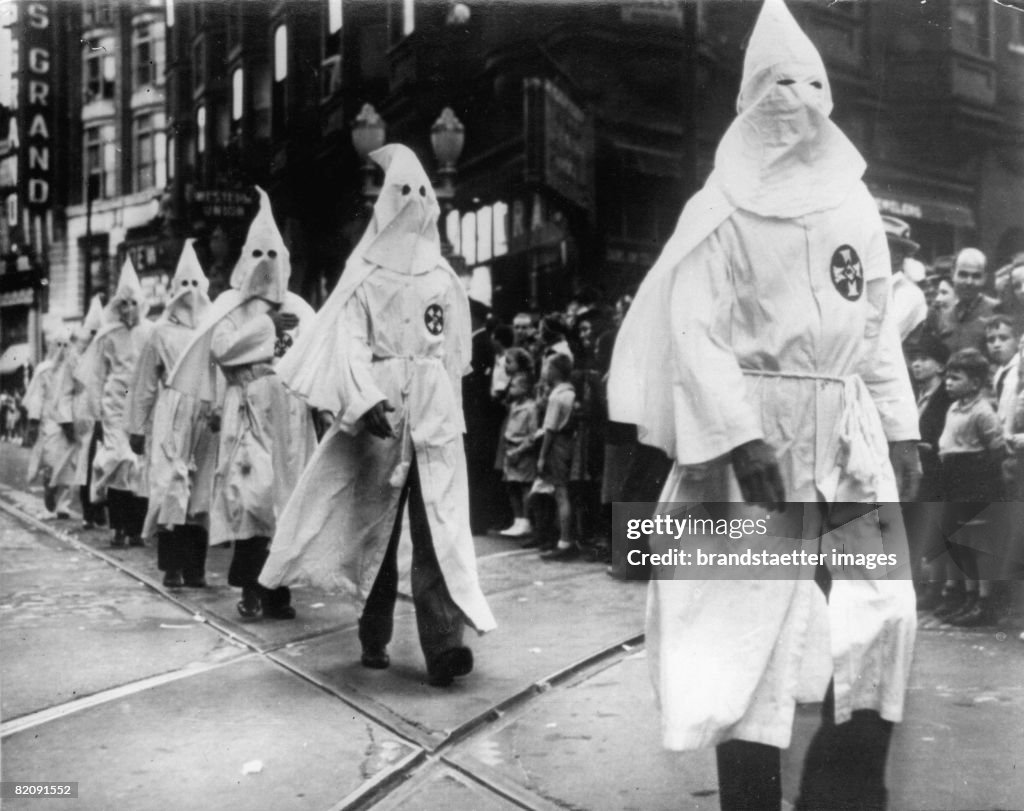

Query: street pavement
left=1, top=441, right=1023, bottom=810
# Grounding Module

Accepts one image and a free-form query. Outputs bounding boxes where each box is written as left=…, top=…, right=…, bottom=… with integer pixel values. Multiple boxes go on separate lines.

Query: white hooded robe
left=75, top=260, right=154, bottom=502
left=258, top=144, right=496, bottom=634
left=168, top=189, right=316, bottom=545
left=127, top=240, right=216, bottom=538
left=609, top=0, right=919, bottom=751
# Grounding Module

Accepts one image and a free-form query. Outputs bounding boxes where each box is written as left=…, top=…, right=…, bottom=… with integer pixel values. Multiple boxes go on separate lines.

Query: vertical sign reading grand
left=21, top=0, right=53, bottom=213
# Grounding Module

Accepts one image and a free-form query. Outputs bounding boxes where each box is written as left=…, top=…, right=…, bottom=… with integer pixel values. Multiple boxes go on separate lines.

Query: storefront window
left=952, top=0, right=993, bottom=58
left=84, top=123, right=116, bottom=198
left=83, top=37, right=116, bottom=102
left=132, top=20, right=164, bottom=89
left=196, top=105, right=206, bottom=155
left=232, top=68, right=244, bottom=121
left=133, top=113, right=166, bottom=191
left=274, top=25, right=288, bottom=81
left=328, top=0, right=343, bottom=34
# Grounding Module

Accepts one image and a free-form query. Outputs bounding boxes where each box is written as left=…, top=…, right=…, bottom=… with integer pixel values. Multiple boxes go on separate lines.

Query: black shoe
left=43, top=486, right=56, bottom=512
left=949, top=598, right=996, bottom=627
left=361, top=649, right=391, bottom=669
left=183, top=576, right=207, bottom=589
left=55, top=512, right=70, bottom=520
left=916, top=583, right=944, bottom=612
left=110, top=530, right=126, bottom=549
left=932, top=589, right=966, bottom=619
left=236, top=586, right=262, bottom=620
left=263, top=604, right=297, bottom=620
left=163, top=571, right=184, bottom=589
left=541, top=545, right=580, bottom=561
left=941, top=592, right=977, bottom=623
left=428, top=646, right=474, bottom=687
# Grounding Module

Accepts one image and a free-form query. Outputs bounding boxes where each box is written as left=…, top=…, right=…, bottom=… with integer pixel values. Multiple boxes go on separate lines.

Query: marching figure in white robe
left=64, top=295, right=107, bottom=529
left=76, top=260, right=154, bottom=547
left=170, top=188, right=316, bottom=620
left=260, top=144, right=495, bottom=687
left=127, top=240, right=215, bottom=589
left=25, top=325, right=78, bottom=518
left=608, top=2, right=920, bottom=809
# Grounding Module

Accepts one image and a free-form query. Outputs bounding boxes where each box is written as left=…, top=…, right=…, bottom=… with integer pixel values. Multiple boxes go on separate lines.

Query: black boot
left=260, top=585, right=296, bottom=620
left=427, top=646, right=473, bottom=687
left=237, top=585, right=261, bottom=620
left=949, top=595, right=996, bottom=627
left=932, top=586, right=966, bottom=619
left=942, top=591, right=978, bottom=624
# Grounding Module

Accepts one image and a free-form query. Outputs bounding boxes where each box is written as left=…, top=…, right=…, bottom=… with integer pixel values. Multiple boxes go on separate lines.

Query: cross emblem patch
left=830, top=244, right=864, bottom=301
left=424, top=304, right=445, bottom=335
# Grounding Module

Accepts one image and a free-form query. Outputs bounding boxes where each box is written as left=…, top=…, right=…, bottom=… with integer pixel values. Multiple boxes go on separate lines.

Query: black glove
left=93, top=422, right=104, bottom=443
left=129, top=434, right=146, bottom=455
left=208, top=412, right=221, bottom=434
left=60, top=422, right=75, bottom=443
left=26, top=419, right=40, bottom=448
left=730, top=439, right=786, bottom=512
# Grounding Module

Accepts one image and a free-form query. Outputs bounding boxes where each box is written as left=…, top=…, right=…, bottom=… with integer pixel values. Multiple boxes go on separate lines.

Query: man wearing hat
left=884, top=215, right=928, bottom=345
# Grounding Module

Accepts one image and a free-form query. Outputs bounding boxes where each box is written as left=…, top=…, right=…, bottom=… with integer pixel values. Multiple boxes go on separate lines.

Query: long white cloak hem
left=259, top=418, right=496, bottom=635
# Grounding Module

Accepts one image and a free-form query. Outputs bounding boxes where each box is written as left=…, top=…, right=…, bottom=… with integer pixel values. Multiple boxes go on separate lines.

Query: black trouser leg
left=228, top=536, right=270, bottom=588
left=157, top=528, right=187, bottom=572
left=715, top=739, right=782, bottom=811
left=182, top=524, right=208, bottom=583
left=107, top=488, right=127, bottom=533
left=83, top=425, right=101, bottom=523
left=123, top=493, right=148, bottom=538
left=796, top=684, right=893, bottom=811
left=359, top=476, right=412, bottom=653
left=405, top=458, right=465, bottom=664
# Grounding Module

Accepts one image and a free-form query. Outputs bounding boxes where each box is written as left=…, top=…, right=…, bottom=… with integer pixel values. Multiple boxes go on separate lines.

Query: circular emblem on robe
left=424, top=304, right=445, bottom=335
left=830, top=245, right=864, bottom=301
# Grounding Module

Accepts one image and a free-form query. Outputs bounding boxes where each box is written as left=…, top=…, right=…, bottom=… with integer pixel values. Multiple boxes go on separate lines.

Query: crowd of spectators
left=466, top=220, right=1024, bottom=615
left=465, top=290, right=639, bottom=566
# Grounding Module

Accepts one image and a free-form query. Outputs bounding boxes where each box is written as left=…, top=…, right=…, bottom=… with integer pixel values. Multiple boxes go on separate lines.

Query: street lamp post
left=430, top=107, right=465, bottom=258
left=350, top=104, right=386, bottom=214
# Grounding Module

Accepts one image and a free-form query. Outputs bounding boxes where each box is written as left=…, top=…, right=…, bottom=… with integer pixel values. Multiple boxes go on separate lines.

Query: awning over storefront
left=869, top=187, right=976, bottom=229
left=0, top=343, right=33, bottom=374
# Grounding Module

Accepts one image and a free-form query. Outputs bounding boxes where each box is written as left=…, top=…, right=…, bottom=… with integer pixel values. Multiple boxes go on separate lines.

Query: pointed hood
left=163, top=239, right=210, bottom=328
left=231, top=187, right=290, bottom=304
left=362, top=144, right=443, bottom=276
left=609, top=0, right=873, bottom=454
left=272, top=143, right=467, bottom=414
left=712, top=0, right=865, bottom=218
left=104, top=257, right=150, bottom=325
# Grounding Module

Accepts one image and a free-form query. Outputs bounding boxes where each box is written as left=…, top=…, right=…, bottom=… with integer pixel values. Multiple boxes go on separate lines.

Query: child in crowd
left=905, top=333, right=952, bottom=610
left=986, top=315, right=1020, bottom=434
left=497, top=347, right=536, bottom=538
left=935, top=348, right=1007, bottom=626
left=499, top=371, right=539, bottom=538
left=535, top=353, right=577, bottom=561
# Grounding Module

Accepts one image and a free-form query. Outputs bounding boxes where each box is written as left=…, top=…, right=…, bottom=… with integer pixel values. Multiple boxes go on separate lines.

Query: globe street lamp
left=350, top=104, right=386, bottom=212
left=430, top=107, right=465, bottom=257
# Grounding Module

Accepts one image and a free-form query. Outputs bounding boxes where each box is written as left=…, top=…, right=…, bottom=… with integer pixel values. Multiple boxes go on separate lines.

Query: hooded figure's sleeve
left=855, top=205, right=920, bottom=443
left=23, top=368, right=46, bottom=421
left=334, top=287, right=388, bottom=435
left=444, top=271, right=473, bottom=419
left=666, top=232, right=764, bottom=465
left=126, top=331, right=162, bottom=436
left=54, top=361, right=77, bottom=424
left=210, top=311, right=276, bottom=368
